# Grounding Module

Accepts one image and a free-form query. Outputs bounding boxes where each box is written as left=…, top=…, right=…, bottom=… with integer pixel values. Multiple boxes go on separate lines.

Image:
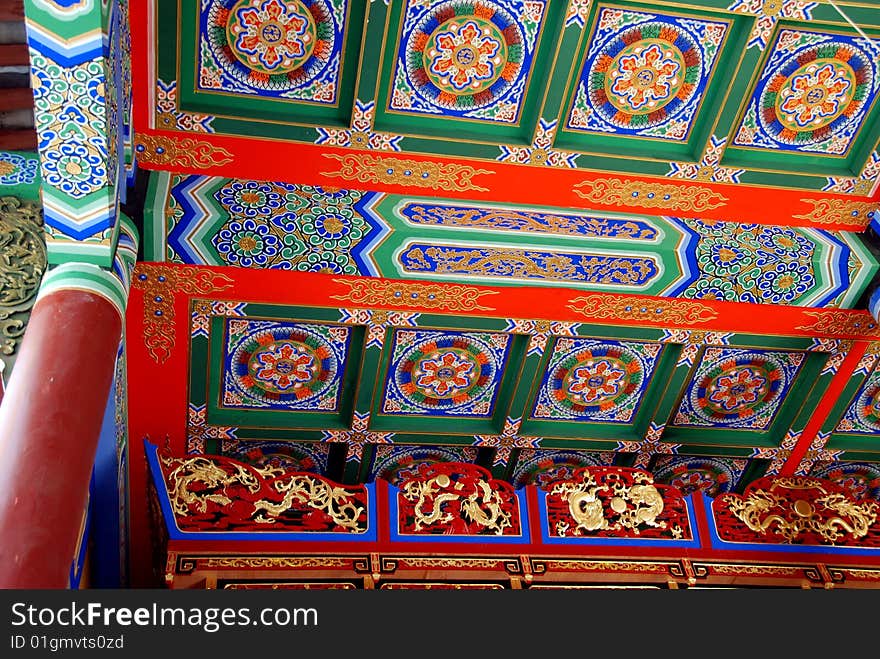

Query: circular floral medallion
left=404, top=2, right=524, bottom=110
left=395, top=335, right=496, bottom=412
left=692, top=354, right=785, bottom=423
left=207, top=0, right=335, bottom=91
left=544, top=342, right=645, bottom=419
left=811, top=462, right=880, bottom=501
left=588, top=23, right=701, bottom=130
left=855, top=383, right=880, bottom=432
left=759, top=43, right=871, bottom=147
left=230, top=325, right=338, bottom=405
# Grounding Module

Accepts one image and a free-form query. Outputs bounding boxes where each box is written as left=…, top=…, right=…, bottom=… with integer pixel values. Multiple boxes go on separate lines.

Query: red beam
left=0, top=43, right=27, bottom=66
left=3, top=86, right=35, bottom=110
left=0, top=0, right=24, bottom=22
left=780, top=341, right=871, bottom=475
left=0, top=128, right=36, bottom=151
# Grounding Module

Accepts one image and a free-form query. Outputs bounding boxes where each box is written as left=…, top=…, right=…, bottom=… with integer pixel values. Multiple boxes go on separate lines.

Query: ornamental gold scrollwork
left=719, top=476, right=880, bottom=545
left=0, top=197, right=46, bottom=356
left=199, top=557, right=353, bottom=569
left=330, top=278, right=497, bottom=312
left=159, top=452, right=369, bottom=533
left=573, top=178, right=728, bottom=212
left=535, top=560, right=670, bottom=574
left=568, top=294, right=718, bottom=325
left=321, top=153, right=493, bottom=192
left=135, top=134, right=234, bottom=169
left=793, top=198, right=876, bottom=229
left=795, top=310, right=880, bottom=338
left=131, top=264, right=234, bottom=364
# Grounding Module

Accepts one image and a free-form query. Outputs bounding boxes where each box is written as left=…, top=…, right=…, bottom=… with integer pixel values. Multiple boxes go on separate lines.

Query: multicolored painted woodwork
left=147, top=443, right=373, bottom=538
left=134, top=0, right=880, bottom=216
left=652, top=455, right=748, bottom=497
left=568, top=7, right=729, bottom=142
left=539, top=466, right=695, bottom=545
left=24, top=0, right=132, bottom=266
left=146, top=173, right=878, bottom=308
left=127, top=264, right=880, bottom=586
left=712, top=475, right=880, bottom=548
left=732, top=28, right=878, bottom=156
left=392, top=462, right=525, bottom=539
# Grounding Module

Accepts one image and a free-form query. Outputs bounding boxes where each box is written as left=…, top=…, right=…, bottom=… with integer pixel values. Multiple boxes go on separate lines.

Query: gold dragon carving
left=160, top=454, right=366, bottom=532
left=401, top=473, right=514, bottom=536
left=725, top=477, right=879, bottom=544
left=550, top=471, right=672, bottom=536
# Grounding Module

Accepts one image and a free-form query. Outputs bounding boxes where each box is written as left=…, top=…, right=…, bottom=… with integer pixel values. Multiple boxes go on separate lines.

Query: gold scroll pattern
left=573, top=178, right=728, bottom=212
left=321, top=153, right=493, bottom=192
left=723, top=477, right=879, bottom=544
left=135, top=134, right=234, bottom=169
left=330, top=278, right=497, bottom=311
left=131, top=264, right=233, bottom=363
left=795, top=310, right=880, bottom=338
left=568, top=294, right=718, bottom=324
left=793, top=199, right=876, bottom=229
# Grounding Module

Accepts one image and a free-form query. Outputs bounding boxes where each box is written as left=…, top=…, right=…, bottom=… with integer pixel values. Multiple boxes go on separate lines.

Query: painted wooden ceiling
left=132, top=0, right=880, bottom=228
left=128, top=0, right=880, bottom=502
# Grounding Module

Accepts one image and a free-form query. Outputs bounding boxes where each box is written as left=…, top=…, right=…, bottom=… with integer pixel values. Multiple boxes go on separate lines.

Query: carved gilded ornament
left=131, top=264, right=233, bottom=364
left=135, top=134, right=234, bottom=169
left=545, top=467, right=689, bottom=540
left=793, top=199, right=876, bottom=229
left=573, top=178, right=728, bottom=212
left=330, top=278, right=497, bottom=312
left=568, top=294, right=718, bottom=325
left=321, top=153, right=494, bottom=192
left=199, top=557, right=354, bottom=569
left=159, top=452, right=369, bottom=533
left=795, top=311, right=880, bottom=338
left=398, top=463, right=520, bottom=536
left=716, top=476, right=880, bottom=545
left=0, top=197, right=46, bottom=356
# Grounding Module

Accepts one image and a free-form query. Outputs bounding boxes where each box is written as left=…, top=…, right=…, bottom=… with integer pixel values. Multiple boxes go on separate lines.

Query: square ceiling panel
left=565, top=5, right=730, bottom=142
left=373, top=0, right=565, bottom=143
left=553, top=2, right=743, bottom=161
left=835, top=366, right=880, bottom=436
left=220, top=318, right=351, bottom=412
left=671, top=347, right=806, bottom=431
left=178, top=0, right=365, bottom=127
left=206, top=314, right=364, bottom=429
left=724, top=24, right=880, bottom=175
left=530, top=337, right=662, bottom=423
left=378, top=328, right=514, bottom=419
left=388, top=0, right=548, bottom=124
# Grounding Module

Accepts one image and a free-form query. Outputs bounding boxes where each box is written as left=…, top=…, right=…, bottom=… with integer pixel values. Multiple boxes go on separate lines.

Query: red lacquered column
left=0, top=289, right=122, bottom=588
